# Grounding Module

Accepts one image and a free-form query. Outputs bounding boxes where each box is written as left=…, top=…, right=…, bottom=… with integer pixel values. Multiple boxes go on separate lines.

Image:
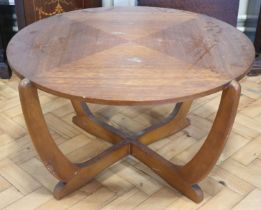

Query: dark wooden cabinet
left=251, top=7, right=261, bottom=76
left=15, top=0, right=102, bottom=29
left=0, top=1, right=16, bottom=78
left=138, top=0, right=240, bottom=26
left=254, top=7, right=261, bottom=54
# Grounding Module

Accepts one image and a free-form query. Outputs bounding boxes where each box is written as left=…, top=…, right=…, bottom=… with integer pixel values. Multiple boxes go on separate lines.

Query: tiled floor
left=0, top=75, right=260, bottom=209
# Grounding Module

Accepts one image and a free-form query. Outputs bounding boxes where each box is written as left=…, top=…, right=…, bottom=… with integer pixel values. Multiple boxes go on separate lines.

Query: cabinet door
left=84, top=0, right=102, bottom=8
left=15, top=0, right=102, bottom=28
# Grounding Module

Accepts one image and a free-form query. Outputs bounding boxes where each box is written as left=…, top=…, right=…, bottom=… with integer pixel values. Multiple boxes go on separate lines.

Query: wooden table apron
left=7, top=7, right=255, bottom=203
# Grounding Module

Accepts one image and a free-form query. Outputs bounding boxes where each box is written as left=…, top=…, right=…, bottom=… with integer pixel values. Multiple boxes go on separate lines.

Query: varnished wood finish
left=137, top=101, right=192, bottom=144
left=19, top=79, right=78, bottom=182
left=179, top=81, right=241, bottom=183
left=71, top=100, right=125, bottom=144
left=132, top=81, right=241, bottom=203
left=131, top=141, right=204, bottom=203
left=19, top=79, right=130, bottom=200
left=72, top=100, right=191, bottom=145
left=1, top=75, right=261, bottom=209
left=18, top=77, right=243, bottom=202
left=54, top=141, right=130, bottom=199
left=7, top=7, right=255, bottom=105
left=9, top=7, right=255, bottom=203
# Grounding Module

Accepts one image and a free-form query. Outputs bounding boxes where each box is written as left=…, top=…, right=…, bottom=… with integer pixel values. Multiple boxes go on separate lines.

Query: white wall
left=102, top=0, right=137, bottom=7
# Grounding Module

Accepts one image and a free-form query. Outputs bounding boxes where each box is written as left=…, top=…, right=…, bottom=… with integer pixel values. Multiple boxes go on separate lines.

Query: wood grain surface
left=7, top=7, right=255, bottom=105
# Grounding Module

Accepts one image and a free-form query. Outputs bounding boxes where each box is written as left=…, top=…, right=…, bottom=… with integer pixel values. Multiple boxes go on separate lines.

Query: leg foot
left=131, top=141, right=203, bottom=203
left=20, top=79, right=240, bottom=203
left=54, top=141, right=130, bottom=199
left=19, top=79, right=78, bottom=181
left=179, top=81, right=241, bottom=183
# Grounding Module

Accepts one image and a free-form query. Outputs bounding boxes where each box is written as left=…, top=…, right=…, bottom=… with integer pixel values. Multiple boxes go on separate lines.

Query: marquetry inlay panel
left=34, top=0, right=84, bottom=19
left=15, top=0, right=102, bottom=28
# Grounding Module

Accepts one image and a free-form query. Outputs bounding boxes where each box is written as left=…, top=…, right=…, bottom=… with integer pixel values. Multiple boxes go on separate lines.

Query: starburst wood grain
left=7, top=7, right=255, bottom=105
left=3, top=6, right=259, bottom=209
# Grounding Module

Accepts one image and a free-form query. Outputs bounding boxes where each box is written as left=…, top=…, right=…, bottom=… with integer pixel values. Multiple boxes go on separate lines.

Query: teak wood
left=8, top=7, right=255, bottom=203
left=19, top=79, right=241, bottom=203
left=7, top=7, right=254, bottom=105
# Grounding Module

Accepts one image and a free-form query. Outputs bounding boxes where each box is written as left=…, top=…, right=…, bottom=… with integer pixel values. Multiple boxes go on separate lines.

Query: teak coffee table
left=7, top=7, right=255, bottom=203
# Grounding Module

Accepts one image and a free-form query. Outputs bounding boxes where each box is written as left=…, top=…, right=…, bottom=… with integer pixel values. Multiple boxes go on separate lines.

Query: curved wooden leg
left=19, top=79, right=130, bottom=200
left=131, top=81, right=240, bottom=203
left=19, top=79, right=79, bottom=182
left=54, top=141, right=130, bottom=199
left=131, top=141, right=204, bottom=203
left=22, top=78, right=239, bottom=202
left=71, top=100, right=125, bottom=144
left=137, top=101, right=192, bottom=145
left=178, top=81, right=241, bottom=183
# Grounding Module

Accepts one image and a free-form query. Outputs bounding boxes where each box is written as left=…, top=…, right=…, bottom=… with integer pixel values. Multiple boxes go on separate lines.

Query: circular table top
left=7, top=7, right=255, bottom=105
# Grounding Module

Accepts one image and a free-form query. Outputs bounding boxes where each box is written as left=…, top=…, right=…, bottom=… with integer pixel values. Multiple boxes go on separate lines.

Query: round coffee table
left=7, top=7, right=255, bottom=203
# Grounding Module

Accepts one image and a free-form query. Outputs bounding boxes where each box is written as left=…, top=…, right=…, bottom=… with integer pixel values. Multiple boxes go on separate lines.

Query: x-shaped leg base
left=19, top=79, right=240, bottom=203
